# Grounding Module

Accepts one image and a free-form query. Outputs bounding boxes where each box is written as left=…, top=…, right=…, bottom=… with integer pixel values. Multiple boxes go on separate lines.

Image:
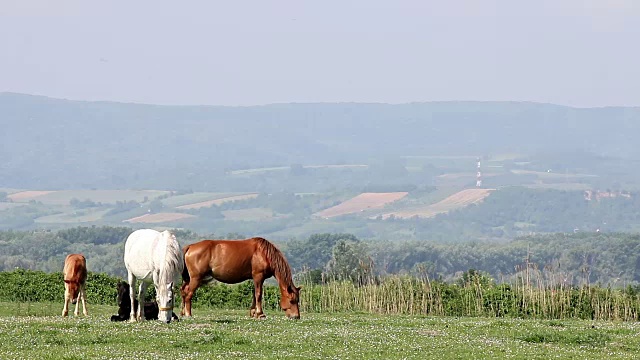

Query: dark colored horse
left=110, top=281, right=179, bottom=322
left=181, top=237, right=301, bottom=319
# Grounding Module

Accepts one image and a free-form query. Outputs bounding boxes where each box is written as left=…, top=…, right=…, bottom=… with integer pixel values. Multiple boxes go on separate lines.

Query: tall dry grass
left=298, top=267, right=640, bottom=321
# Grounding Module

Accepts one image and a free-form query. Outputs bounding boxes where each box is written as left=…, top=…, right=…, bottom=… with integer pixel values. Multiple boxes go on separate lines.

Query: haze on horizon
left=1, top=0, right=639, bottom=108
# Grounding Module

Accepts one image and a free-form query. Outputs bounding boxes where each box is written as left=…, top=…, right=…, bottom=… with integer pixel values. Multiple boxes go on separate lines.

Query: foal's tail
left=181, top=244, right=191, bottom=284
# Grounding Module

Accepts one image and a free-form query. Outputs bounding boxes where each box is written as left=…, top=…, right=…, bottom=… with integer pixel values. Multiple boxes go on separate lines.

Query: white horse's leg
left=128, top=271, right=137, bottom=322
left=138, top=281, right=148, bottom=321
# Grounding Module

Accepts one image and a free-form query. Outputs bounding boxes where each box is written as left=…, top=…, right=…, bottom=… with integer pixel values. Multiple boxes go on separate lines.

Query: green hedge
left=0, top=269, right=282, bottom=311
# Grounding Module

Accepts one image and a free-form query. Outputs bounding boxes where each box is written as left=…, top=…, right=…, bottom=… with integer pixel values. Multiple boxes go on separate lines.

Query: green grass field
left=34, top=208, right=112, bottom=224
left=1, top=303, right=639, bottom=359
left=222, top=208, right=276, bottom=221
left=0, top=188, right=23, bottom=194
left=22, top=190, right=170, bottom=205
left=0, top=202, right=25, bottom=211
left=161, top=192, right=239, bottom=208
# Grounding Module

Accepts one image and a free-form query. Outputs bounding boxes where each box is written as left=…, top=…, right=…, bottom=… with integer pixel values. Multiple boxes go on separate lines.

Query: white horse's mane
left=156, top=230, right=183, bottom=296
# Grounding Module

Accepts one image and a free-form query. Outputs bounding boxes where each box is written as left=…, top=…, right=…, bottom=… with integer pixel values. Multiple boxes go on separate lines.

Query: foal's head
left=281, top=285, right=301, bottom=319
left=64, top=279, right=81, bottom=304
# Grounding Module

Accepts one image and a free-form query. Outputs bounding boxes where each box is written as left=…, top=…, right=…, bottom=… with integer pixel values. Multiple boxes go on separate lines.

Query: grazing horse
left=124, top=229, right=183, bottom=323
left=110, top=281, right=179, bottom=322
left=62, top=253, right=88, bottom=317
left=181, top=237, right=301, bottom=319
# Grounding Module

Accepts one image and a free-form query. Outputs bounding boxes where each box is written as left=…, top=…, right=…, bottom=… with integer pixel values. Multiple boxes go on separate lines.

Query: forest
left=1, top=226, right=639, bottom=287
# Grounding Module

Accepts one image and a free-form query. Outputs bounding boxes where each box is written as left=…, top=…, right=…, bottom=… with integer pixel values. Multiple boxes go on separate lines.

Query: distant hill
left=1, top=92, right=639, bottom=190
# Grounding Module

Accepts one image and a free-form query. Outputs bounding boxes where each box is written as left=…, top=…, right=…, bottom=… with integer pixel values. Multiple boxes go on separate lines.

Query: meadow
left=1, top=303, right=640, bottom=359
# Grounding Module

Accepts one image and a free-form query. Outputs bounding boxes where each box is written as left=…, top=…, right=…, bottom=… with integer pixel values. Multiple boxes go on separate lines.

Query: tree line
left=1, top=226, right=640, bottom=286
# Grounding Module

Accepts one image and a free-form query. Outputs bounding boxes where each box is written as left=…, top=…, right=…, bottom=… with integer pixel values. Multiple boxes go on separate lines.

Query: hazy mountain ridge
left=1, top=92, right=639, bottom=190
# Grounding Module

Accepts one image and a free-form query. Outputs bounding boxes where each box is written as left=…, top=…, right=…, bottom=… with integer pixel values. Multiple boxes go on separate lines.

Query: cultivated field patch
left=34, top=208, right=112, bottom=224
left=124, top=212, right=196, bottom=223
left=176, top=193, right=259, bottom=210
left=436, top=172, right=500, bottom=180
left=7, top=190, right=56, bottom=202
left=0, top=188, right=23, bottom=195
left=511, top=169, right=598, bottom=179
left=315, top=192, right=408, bottom=218
left=17, top=190, right=170, bottom=205
left=230, top=164, right=368, bottom=175
left=222, top=207, right=276, bottom=221
left=0, top=202, right=25, bottom=211
left=526, top=183, right=592, bottom=191
left=229, top=166, right=289, bottom=175
left=380, top=188, right=494, bottom=219
left=305, top=164, right=368, bottom=169
left=162, top=192, right=238, bottom=208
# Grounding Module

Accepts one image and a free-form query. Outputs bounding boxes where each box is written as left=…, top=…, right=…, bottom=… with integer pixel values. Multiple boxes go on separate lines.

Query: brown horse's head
left=281, top=285, right=301, bottom=319
left=64, top=279, right=80, bottom=304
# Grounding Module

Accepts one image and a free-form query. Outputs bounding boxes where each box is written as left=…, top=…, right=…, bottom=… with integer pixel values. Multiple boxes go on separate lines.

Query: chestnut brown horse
left=62, top=253, right=88, bottom=317
left=181, top=237, right=301, bottom=319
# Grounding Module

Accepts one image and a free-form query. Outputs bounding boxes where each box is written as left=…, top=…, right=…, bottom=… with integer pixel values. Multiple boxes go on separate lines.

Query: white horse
left=124, top=229, right=183, bottom=323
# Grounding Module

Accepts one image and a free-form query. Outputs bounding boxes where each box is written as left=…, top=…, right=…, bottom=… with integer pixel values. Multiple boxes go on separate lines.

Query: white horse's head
left=155, top=231, right=182, bottom=323
left=157, top=282, right=175, bottom=323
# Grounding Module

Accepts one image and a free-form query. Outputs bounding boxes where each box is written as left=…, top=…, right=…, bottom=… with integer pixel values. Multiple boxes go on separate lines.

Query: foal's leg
left=128, top=272, right=137, bottom=322
left=73, top=291, right=80, bottom=316
left=79, top=283, right=88, bottom=316
left=252, top=275, right=266, bottom=319
left=62, top=284, right=70, bottom=317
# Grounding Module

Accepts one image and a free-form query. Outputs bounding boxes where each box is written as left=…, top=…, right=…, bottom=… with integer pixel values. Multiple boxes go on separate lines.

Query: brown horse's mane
left=254, top=237, right=294, bottom=288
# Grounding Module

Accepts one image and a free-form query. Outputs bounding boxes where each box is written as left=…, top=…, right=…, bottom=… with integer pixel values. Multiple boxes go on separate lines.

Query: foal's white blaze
left=124, top=229, right=183, bottom=323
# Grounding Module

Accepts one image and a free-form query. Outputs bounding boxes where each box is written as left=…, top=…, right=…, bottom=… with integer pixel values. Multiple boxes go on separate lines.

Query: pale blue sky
left=1, top=0, right=639, bottom=107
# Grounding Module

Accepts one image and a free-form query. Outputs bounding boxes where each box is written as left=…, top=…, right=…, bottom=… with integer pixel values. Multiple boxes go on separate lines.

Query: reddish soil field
left=7, top=191, right=55, bottom=202
left=380, top=188, right=494, bottom=219
left=315, top=192, right=409, bottom=218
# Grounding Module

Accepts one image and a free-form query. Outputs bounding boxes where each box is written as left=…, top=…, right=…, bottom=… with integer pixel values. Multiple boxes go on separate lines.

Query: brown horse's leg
left=250, top=286, right=257, bottom=318
left=252, top=275, right=266, bottom=319
left=180, top=282, right=189, bottom=316
left=181, top=277, right=201, bottom=317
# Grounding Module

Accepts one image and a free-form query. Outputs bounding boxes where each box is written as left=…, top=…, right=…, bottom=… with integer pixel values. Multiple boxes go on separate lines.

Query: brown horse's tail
left=181, top=244, right=191, bottom=284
